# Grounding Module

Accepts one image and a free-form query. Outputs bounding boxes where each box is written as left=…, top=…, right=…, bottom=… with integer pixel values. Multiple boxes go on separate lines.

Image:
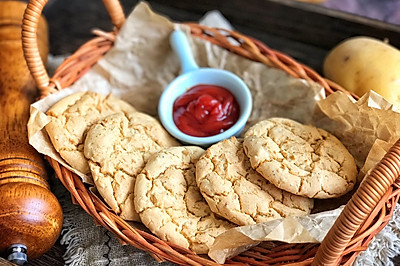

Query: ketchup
left=173, top=84, right=240, bottom=137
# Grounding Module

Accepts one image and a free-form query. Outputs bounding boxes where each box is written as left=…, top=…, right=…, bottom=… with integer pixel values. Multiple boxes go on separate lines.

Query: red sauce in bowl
left=173, top=84, right=240, bottom=137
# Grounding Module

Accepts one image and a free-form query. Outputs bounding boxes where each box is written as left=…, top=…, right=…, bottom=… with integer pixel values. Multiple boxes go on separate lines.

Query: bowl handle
left=22, top=0, right=125, bottom=93
left=170, top=30, right=199, bottom=74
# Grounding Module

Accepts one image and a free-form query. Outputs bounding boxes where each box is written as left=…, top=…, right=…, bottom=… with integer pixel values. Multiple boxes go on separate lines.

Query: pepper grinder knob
left=7, top=244, right=27, bottom=266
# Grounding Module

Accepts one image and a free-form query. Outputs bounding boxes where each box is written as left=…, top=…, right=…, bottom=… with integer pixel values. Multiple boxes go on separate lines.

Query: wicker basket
left=22, top=0, right=400, bottom=265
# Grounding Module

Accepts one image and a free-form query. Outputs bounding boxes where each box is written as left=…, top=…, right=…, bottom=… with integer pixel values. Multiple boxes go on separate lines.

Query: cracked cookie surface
left=243, top=118, right=357, bottom=199
left=134, top=146, right=234, bottom=254
left=196, top=137, right=313, bottom=226
left=45, top=91, right=137, bottom=175
left=84, top=112, right=179, bottom=221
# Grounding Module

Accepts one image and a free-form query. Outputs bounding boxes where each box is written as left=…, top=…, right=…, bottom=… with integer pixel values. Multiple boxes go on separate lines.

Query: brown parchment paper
left=27, top=1, right=400, bottom=263
left=209, top=206, right=345, bottom=263
left=314, top=90, right=400, bottom=182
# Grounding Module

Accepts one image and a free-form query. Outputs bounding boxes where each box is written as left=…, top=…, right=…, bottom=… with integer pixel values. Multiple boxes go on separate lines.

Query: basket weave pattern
left=22, top=0, right=400, bottom=265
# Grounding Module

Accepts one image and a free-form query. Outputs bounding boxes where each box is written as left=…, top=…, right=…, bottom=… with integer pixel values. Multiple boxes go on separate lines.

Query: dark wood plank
left=0, top=258, right=16, bottom=266
left=148, top=0, right=400, bottom=49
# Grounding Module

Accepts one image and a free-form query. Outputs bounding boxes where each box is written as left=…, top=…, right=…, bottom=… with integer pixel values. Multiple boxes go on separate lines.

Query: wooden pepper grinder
left=0, top=1, right=63, bottom=264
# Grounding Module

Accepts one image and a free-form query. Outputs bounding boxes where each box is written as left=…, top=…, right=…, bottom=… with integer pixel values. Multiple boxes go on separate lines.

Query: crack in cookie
left=243, top=118, right=357, bottom=199
left=196, top=137, right=313, bottom=226
left=134, top=146, right=234, bottom=254
left=45, top=91, right=137, bottom=177
left=84, top=112, right=179, bottom=222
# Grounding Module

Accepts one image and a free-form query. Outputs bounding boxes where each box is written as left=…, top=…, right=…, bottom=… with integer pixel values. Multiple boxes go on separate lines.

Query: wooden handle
left=0, top=1, right=62, bottom=260
left=22, top=0, right=125, bottom=95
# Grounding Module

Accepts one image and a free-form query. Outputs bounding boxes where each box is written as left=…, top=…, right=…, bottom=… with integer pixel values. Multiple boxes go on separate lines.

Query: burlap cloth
left=46, top=11, right=400, bottom=266
left=50, top=178, right=169, bottom=266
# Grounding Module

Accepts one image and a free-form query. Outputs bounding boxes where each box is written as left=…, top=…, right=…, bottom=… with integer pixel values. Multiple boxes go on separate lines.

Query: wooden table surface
left=2, top=0, right=400, bottom=265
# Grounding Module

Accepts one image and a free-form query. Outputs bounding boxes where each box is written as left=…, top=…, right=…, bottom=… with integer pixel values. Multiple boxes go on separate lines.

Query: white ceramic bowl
left=158, top=30, right=252, bottom=146
left=158, top=68, right=252, bottom=146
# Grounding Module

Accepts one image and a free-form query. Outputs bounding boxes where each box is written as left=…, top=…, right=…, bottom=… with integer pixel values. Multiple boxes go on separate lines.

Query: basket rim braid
left=22, top=0, right=400, bottom=265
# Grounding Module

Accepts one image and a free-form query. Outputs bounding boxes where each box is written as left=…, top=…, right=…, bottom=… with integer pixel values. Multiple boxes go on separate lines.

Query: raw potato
left=323, top=36, right=400, bottom=108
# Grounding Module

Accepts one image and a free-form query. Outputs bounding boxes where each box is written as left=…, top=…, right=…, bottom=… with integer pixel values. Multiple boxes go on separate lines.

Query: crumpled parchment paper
left=209, top=206, right=345, bottom=263
left=27, top=1, right=400, bottom=263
